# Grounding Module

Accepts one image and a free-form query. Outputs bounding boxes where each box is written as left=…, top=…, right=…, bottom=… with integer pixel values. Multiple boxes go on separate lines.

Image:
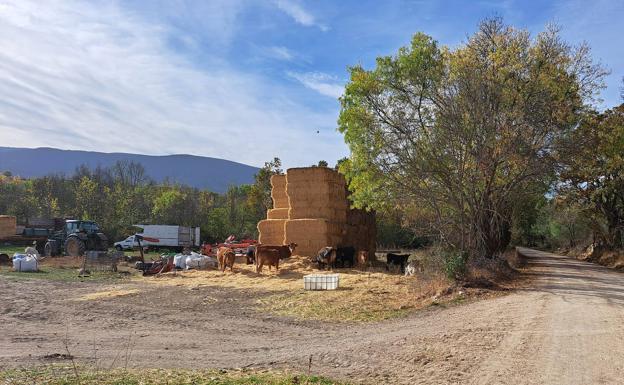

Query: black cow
left=245, top=245, right=256, bottom=265
left=386, top=253, right=410, bottom=273
left=335, top=246, right=356, bottom=268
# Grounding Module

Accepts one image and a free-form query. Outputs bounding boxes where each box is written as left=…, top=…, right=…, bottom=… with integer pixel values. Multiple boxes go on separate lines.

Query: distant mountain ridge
left=0, top=147, right=259, bottom=193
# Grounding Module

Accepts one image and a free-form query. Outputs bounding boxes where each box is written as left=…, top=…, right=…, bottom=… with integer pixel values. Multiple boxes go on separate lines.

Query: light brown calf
left=217, top=247, right=235, bottom=272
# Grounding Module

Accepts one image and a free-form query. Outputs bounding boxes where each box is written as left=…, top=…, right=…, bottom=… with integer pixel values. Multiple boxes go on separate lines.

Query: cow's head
left=288, top=242, right=297, bottom=253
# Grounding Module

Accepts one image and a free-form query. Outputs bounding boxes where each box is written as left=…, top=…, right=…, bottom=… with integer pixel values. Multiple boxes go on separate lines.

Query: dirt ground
left=2, top=248, right=623, bottom=384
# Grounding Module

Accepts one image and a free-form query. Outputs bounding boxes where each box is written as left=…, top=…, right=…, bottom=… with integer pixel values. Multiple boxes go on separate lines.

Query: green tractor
left=44, top=220, right=108, bottom=257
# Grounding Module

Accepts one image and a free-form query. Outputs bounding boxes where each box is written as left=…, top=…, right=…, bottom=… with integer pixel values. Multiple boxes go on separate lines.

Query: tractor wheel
left=43, top=241, right=58, bottom=257
left=65, top=237, right=86, bottom=257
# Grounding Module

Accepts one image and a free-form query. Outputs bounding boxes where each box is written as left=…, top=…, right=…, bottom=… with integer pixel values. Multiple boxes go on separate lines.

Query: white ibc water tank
left=303, top=274, right=339, bottom=290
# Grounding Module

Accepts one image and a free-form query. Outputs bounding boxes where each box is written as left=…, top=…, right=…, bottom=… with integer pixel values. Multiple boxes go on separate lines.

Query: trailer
left=114, top=224, right=200, bottom=252
left=0, top=215, right=54, bottom=254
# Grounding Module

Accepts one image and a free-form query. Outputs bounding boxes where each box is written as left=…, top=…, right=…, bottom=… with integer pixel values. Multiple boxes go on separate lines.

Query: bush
left=443, top=250, right=468, bottom=279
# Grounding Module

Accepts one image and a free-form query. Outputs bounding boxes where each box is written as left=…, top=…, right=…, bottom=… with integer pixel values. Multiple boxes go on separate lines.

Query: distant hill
left=0, top=147, right=258, bottom=193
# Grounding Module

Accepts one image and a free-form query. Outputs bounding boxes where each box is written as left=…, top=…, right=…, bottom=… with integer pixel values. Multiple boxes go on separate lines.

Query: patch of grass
left=0, top=266, right=131, bottom=283
left=0, top=245, right=26, bottom=255
left=0, top=367, right=347, bottom=385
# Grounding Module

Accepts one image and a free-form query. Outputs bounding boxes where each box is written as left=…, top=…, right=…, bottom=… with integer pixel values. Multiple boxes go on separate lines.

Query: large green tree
left=560, top=104, right=624, bottom=248
left=338, top=19, right=606, bottom=259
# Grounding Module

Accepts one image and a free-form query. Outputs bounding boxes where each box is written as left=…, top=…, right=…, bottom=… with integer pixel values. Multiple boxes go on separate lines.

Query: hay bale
left=271, top=174, right=289, bottom=209
left=289, top=206, right=347, bottom=222
left=286, top=168, right=348, bottom=222
left=0, top=215, right=17, bottom=238
left=285, top=219, right=344, bottom=257
left=257, top=219, right=286, bottom=244
left=267, top=208, right=289, bottom=219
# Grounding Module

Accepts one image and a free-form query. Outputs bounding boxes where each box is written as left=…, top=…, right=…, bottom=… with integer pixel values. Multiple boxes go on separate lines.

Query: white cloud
left=0, top=0, right=347, bottom=168
left=274, top=0, right=329, bottom=31
left=287, top=71, right=344, bottom=99
left=265, top=45, right=295, bottom=61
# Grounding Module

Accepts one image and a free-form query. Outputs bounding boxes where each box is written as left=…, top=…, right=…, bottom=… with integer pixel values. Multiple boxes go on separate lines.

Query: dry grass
left=75, top=288, right=139, bottom=301
left=0, top=366, right=346, bottom=385
left=260, top=272, right=454, bottom=322
left=145, top=255, right=457, bottom=322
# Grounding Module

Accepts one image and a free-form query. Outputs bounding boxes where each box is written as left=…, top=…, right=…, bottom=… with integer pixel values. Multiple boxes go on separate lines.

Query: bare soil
left=2, top=248, right=622, bottom=384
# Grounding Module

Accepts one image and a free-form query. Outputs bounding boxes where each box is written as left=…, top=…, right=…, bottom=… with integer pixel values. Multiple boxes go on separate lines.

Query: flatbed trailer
left=0, top=235, right=48, bottom=254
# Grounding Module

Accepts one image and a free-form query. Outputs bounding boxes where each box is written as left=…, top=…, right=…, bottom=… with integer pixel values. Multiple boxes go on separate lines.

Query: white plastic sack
left=13, top=253, right=39, bottom=272
left=185, top=252, right=217, bottom=270
left=173, top=254, right=187, bottom=269
left=24, top=247, right=40, bottom=258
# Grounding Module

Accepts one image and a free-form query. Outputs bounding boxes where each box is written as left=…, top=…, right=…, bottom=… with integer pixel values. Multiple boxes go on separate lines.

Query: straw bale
left=286, top=167, right=346, bottom=185
left=284, top=219, right=344, bottom=257
left=257, top=219, right=286, bottom=245
left=271, top=174, right=289, bottom=209
left=267, top=208, right=289, bottom=219
left=0, top=215, right=17, bottom=238
left=288, top=206, right=347, bottom=222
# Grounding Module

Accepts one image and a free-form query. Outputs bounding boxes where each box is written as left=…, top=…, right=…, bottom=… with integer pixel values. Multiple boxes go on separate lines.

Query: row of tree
left=0, top=159, right=283, bottom=244
left=338, top=18, right=623, bottom=262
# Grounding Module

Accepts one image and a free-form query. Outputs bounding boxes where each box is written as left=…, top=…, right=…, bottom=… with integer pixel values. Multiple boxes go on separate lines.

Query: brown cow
left=217, top=247, right=235, bottom=272
left=255, top=243, right=297, bottom=259
left=254, top=243, right=297, bottom=274
left=357, top=250, right=369, bottom=270
left=255, top=248, right=281, bottom=273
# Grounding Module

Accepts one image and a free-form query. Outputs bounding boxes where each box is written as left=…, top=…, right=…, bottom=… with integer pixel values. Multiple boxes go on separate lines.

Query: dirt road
left=2, top=248, right=624, bottom=384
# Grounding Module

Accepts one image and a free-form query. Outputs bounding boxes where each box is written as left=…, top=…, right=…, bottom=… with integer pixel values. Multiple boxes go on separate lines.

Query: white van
left=114, top=235, right=145, bottom=250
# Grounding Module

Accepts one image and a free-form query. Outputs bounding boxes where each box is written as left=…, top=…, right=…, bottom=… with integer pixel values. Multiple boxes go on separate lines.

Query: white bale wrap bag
left=173, top=254, right=187, bottom=269
left=185, top=252, right=217, bottom=269
left=13, top=253, right=39, bottom=272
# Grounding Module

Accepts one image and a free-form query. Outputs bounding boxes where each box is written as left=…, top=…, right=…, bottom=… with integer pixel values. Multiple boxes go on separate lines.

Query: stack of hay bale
left=0, top=215, right=17, bottom=238
left=257, top=167, right=376, bottom=257
left=258, top=174, right=289, bottom=244
left=285, top=167, right=348, bottom=257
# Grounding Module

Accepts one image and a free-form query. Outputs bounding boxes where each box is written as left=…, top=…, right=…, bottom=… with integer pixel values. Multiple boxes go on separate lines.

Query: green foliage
left=247, top=157, right=282, bottom=221
left=338, top=18, right=606, bottom=260
left=443, top=250, right=468, bottom=279
left=559, top=104, right=624, bottom=248
left=376, top=211, right=428, bottom=248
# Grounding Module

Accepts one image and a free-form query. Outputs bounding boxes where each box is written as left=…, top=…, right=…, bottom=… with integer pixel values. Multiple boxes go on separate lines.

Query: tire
left=65, top=236, right=86, bottom=257
left=43, top=241, right=58, bottom=257
left=115, top=245, right=123, bottom=251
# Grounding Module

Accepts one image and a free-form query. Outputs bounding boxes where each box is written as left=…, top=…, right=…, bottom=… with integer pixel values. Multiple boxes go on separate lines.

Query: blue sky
left=1, top=0, right=623, bottom=168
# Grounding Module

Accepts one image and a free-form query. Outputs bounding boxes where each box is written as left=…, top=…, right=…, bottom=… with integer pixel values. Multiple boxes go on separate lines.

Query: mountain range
left=0, top=147, right=259, bottom=193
